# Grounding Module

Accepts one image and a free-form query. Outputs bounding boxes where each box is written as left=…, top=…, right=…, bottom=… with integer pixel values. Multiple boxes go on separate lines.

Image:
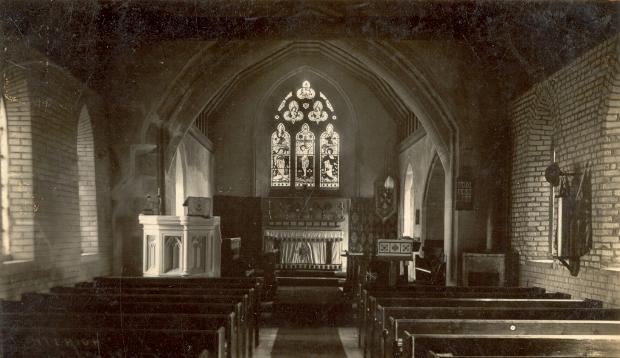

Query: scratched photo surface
left=1, top=1, right=619, bottom=357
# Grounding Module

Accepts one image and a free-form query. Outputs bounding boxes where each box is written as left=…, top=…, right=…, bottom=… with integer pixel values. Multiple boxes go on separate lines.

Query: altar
left=262, top=197, right=349, bottom=271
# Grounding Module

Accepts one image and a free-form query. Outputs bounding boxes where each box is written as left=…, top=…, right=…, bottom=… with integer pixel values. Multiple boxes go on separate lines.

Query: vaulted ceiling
left=2, top=0, right=618, bottom=97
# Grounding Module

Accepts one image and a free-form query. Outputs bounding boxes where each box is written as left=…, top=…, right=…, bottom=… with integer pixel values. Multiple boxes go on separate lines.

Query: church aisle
left=254, top=326, right=362, bottom=357
left=254, top=284, right=362, bottom=357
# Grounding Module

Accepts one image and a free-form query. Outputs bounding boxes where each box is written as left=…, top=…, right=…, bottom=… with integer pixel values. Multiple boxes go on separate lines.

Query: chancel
left=1, top=1, right=620, bottom=357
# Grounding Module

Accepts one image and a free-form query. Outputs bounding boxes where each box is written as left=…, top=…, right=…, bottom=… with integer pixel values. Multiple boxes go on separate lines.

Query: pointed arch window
left=320, top=123, right=339, bottom=189
left=295, top=123, right=315, bottom=188
left=271, top=123, right=291, bottom=187
left=271, top=80, right=340, bottom=191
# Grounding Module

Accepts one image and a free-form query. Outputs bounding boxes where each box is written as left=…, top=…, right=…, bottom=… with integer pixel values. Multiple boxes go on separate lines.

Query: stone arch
left=149, top=41, right=455, bottom=171
left=133, top=39, right=459, bottom=282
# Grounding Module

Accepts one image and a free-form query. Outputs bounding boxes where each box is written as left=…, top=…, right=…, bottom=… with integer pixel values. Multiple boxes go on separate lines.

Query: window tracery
left=271, top=80, right=340, bottom=190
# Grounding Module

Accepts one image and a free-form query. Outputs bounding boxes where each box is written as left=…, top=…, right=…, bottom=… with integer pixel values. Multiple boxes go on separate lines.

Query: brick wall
left=3, top=67, right=36, bottom=261
left=510, top=35, right=620, bottom=306
left=0, top=51, right=114, bottom=299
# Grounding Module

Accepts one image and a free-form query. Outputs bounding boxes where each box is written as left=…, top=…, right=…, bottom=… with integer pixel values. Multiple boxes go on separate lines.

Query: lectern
left=373, top=238, right=420, bottom=286
left=139, top=214, right=221, bottom=277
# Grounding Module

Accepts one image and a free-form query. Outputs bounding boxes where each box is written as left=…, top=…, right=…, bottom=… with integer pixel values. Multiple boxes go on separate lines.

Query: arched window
left=76, top=106, right=99, bottom=255
left=320, top=124, right=339, bottom=189
left=271, top=80, right=340, bottom=190
left=403, top=164, right=414, bottom=237
left=271, top=123, right=291, bottom=187
left=0, top=96, right=9, bottom=259
left=295, top=123, right=315, bottom=188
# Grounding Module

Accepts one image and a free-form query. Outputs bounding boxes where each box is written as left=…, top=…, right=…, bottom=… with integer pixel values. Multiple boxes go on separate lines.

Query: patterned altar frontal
left=264, top=229, right=343, bottom=270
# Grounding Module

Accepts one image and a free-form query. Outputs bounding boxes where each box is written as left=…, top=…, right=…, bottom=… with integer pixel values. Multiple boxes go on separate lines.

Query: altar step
left=276, top=276, right=346, bottom=287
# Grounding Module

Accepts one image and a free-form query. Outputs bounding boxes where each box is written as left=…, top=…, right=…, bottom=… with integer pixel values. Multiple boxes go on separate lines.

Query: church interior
left=1, top=1, right=620, bottom=357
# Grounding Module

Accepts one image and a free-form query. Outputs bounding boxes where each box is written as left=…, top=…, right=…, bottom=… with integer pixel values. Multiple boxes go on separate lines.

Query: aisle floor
left=254, top=326, right=362, bottom=358
left=254, top=285, right=363, bottom=357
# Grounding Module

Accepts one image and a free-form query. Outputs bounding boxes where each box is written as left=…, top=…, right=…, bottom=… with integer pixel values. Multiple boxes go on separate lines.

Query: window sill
left=1, top=259, right=35, bottom=275
left=527, top=259, right=555, bottom=263
left=80, top=252, right=99, bottom=263
left=602, top=267, right=620, bottom=273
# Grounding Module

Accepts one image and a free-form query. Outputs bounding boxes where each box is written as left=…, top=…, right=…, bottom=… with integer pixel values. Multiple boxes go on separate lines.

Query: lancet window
left=270, top=80, right=340, bottom=190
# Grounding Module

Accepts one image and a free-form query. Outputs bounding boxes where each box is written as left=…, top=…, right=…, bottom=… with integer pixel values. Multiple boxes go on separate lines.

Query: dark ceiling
left=2, top=0, right=618, bottom=96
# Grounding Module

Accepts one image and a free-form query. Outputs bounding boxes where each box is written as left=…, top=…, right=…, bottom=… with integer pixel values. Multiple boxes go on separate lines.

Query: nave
left=1, top=1, right=620, bottom=357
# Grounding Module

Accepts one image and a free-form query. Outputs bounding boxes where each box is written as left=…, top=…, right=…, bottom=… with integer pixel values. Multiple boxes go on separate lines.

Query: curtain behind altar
left=280, top=240, right=326, bottom=265
left=265, top=229, right=343, bottom=265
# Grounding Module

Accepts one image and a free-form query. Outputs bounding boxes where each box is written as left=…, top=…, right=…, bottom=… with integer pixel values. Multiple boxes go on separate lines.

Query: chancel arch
left=132, top=40, right=459, bottom=282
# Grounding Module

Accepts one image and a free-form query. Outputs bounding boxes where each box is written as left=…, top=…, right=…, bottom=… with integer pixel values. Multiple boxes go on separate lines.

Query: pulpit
left=139, top=214, right=222, bottom=277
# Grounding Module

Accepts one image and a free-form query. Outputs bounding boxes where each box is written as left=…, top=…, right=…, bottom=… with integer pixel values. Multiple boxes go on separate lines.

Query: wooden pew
left=82, top=277, right=263, bottom=347
left=356, top=285, right=544, bottom=322
left=21, top=291, right=248, bottom=358
left=363, top=295, right=601, bottom=353
left=3, top=297, right=248, bottom=358
left=359, top=288, right=562, bottom=326
left=377, top=307, right=620, bottom=358
left=16, top=292, right=249, bottom=358
left=1, top=311, right=237, bottom=358
left=358, top=286, right=552, bottom=341
left=90, top=276, right=263, bottom=291
left=2, top=326, right=226, bottom=358
left=359, top=291, right=572, bottom=350
left=424, top=338, right=620, bottom=357
left=398, top=319, right=620, bottom=358
left=56, top=284, right=261, bottom=349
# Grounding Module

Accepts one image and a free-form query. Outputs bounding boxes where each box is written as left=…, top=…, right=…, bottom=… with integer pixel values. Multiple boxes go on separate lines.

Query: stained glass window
left=271, top=80, right=339, bottom=190
left=271, top=123, right=291, bottom=187
left=320, top=123, right=339, bottom=189
left=295, top=123, right=315, bottom=188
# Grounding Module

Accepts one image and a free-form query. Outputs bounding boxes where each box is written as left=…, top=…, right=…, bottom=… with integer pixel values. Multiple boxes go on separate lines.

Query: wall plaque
left=455, top=177, right=473, bottom=210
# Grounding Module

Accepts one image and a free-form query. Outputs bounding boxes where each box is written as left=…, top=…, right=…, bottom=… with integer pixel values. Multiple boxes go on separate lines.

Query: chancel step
left=276, top=270, right=346, bottom=278
left=276, top=276, right=346, bottom=287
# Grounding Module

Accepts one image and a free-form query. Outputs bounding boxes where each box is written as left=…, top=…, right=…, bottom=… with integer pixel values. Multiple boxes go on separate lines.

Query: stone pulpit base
left=139, top=215, right=221, bottom=277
